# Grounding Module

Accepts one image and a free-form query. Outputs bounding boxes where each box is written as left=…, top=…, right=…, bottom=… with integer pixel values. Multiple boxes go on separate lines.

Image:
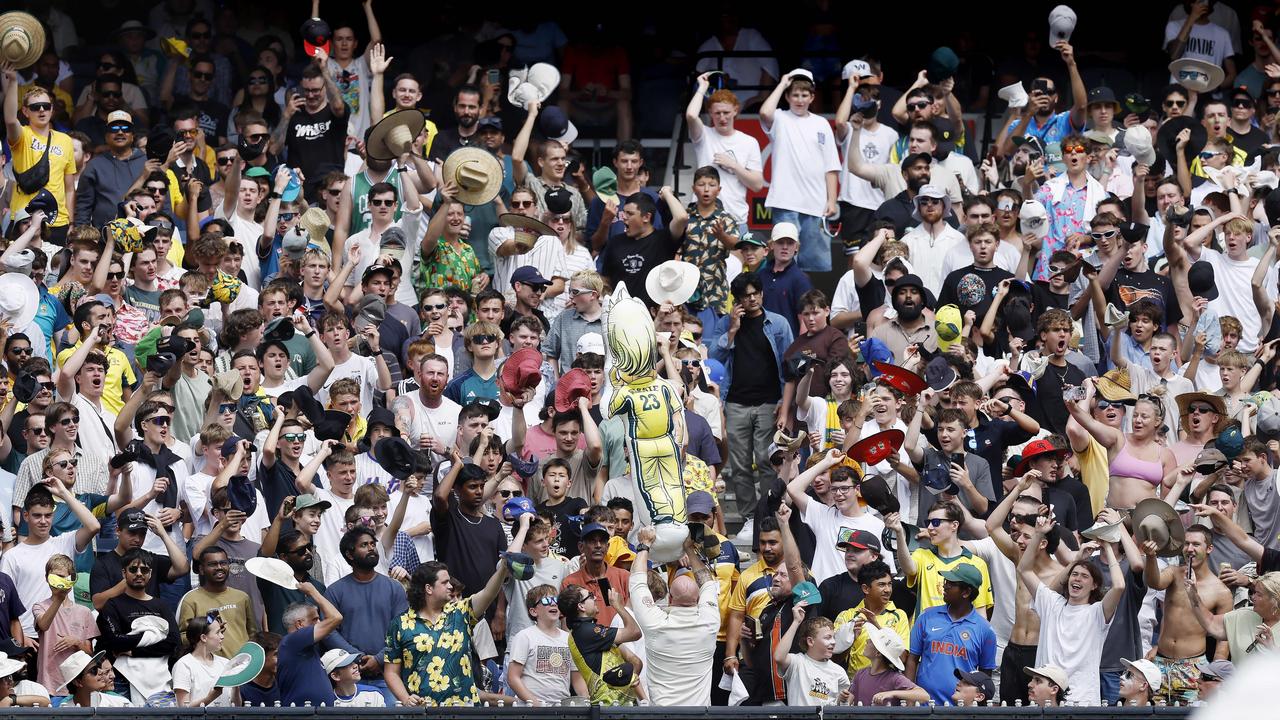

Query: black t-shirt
left=538, top=496, right=589, bottom=559
left=1031, top=281, right=1069, bottom=313
left=1055, top=475, right=1096, bottom=529
left=1233, top=126, right=1267, bottom=161
left=1029, top=360, right=1086, bottom=436
left=430, top=494, right=505, bottom=602
left=90, top=551, right=174, bottom=600
left=286, top=105, right=349, bottom=187
left=259, top=460, right=299, bottom=522
left=938, top=264, right=1015, bottom=327
left=1106, top=268, right=1182, bottom=328
left=501, top=307, right=549, bottom=337
left=748, top=596, right=796, bottom=704
left=726, top=314, right=781, bottom=406
left=855, top=276, right=887, bottom=323
left=427, top=126, right=480, bottom=164
left=173, top=95, right=230, bottom=141
left=600, top=229, right=679, bottom=307
left=97, top=593, right=180, bottom=658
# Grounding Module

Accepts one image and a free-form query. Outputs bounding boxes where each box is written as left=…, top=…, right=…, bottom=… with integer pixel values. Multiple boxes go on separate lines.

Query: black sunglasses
left=26, top=102, right=52, bottom=112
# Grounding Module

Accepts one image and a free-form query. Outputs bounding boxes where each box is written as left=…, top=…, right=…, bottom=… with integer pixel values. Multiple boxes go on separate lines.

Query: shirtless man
left=984, top=470, right=1064, bottom=706
left=1141, top=524, right=1232, bottom=705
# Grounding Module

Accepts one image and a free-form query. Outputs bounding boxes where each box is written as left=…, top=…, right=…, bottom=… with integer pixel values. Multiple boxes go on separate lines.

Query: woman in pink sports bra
left=1066, top=377, right=1176, bottom=509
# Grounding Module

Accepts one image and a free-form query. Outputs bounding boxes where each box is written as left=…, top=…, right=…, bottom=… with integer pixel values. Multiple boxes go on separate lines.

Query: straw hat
left=499, top=213, right=555, bottom=252
left=1095, top=368, right=1137, bottom=403
left=441, top=147, right=503, bottom=206
left=0, top=12, right=46, bottom=70
left=367, top=109, right=425, bottom=161
left=298, top=207, right=332, bottom=248
left=1176, top=391, right=1229, bottom=435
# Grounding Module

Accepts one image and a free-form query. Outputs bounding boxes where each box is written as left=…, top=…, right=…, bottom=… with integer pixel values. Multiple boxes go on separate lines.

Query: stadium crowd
left=0, top=0, right=1279, bottom=710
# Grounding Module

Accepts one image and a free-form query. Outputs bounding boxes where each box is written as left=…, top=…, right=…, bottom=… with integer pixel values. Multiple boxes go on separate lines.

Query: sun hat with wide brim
left=0, top=12, right=46, bottom=69
left=442, top=147, right=503, bottom=206
left=0, top=656, right=25, bottom=681
left=217, top=641, right=266, bottom=687
left=245, top=556, right=298, bottom=590
left=56, top=650, right=105, bottom=692
left=0, top=273, right=39, bottom=330
left=499, top=213, right=556, bottom=251
left=1095, top=368, right=1137, bottom=403
left=1176, top=392, right=1230, bottom=435
left=645, top=260, right=699, bottom=306
left=367, top=109, right=426, bottom=161
left=1132, top=497, right=1184, bottom=558
left=1169, top=58, right=1225, bottom=94
left=867, top=625, right=907, bottom=671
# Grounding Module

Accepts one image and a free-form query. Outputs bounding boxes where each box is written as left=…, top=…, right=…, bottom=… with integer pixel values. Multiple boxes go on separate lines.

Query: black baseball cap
left=954, top=669, right=995, bottom=700
left=118, top=508, right=148, bottom=532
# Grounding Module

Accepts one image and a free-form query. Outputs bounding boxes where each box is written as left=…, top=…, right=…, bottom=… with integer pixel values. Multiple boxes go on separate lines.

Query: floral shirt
left=681, top=203, right=738, bottom=311
left=386, top=600, right=478, bottom=706
left=416, top=239, right=481, bottom=295
left=1032, top=180, right=1087, bottom=282
left=113, top=300, right=151, bottom=346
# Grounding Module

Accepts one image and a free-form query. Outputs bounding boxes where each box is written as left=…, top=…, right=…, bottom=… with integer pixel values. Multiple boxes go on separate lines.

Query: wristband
left=268, top=191, right=282, bottom=200
left=304, top=330, right=316, bottom=338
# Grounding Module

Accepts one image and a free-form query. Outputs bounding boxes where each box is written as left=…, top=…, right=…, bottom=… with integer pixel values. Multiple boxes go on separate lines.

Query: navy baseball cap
left=511, top=266, right=550, bottom=287
left=580, top=522, right=609, bottom=540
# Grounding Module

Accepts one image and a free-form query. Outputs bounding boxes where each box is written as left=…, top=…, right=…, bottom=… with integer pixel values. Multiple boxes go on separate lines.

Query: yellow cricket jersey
left=834, top=601, right=911, bottom=673
left=11, top=125, right=75, bottom=227
left=55, top=344, right=136, bottom=417
left=907, top=547, right=994, bottom=615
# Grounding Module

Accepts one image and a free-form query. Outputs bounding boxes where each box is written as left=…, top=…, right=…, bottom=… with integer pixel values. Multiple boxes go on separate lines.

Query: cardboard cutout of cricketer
left=604, top=284, right=688, bottom=562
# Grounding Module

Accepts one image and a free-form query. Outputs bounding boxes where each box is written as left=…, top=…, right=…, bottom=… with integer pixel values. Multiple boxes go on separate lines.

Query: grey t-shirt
left=1244, top=471, right=1280, bottom=550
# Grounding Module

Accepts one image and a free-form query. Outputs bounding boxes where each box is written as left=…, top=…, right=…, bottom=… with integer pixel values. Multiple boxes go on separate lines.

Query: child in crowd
left=322, top=649, right=385, bottom=707
left=507, top=584, right=584, bottom=705
left=775, top=604, right=849, bottom=706
left=33, top=554, right=98, bottom=692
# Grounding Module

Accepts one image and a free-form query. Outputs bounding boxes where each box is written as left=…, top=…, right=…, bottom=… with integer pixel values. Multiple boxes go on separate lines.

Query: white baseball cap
left=321, top=649, right=360, bottom=675
left=576, top=332, right=605, bottom=356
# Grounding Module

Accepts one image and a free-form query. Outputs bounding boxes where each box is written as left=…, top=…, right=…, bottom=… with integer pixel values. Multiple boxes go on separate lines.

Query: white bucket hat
left=1123, top=125, right=1157, bottom=166
left=245, top=556, right=298, bottom=590
left=645, top=260, right=699, bottom=306
left=0, top=273, right=38, bottom=329
left=998, top=82, right=1029, bottom=108
left=56, top=650, right=105, bottom=692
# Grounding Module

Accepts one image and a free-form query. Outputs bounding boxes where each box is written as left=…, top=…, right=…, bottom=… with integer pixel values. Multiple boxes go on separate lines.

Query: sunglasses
left=424, top=303, right=447, bottom=311
left=26, top=102, right=52, bottom=112
left=511, top=200, right=536, bottom=208
left=178, top=128, right=199, bottom=137
left=926, top=517, right=953, bottom=527
left=58, top=415, right=81, bottom=425
left=1164, top=99, right=1187, bottom=108
left=1062, top=144, right=1086, bottom=155
left=682, top=359, right=701, bottom=367
left=1090, top=230, right=1118, bottom=240
left=370, top=198, right=396, bottom=207
left=568, top=288, right=594, bottom=297
left=145, top=416, right=171, bottom=428
left=918, top=197, right=943, bottom=206
left=498, top=489, right=522, bottom=498
left=907, top=101, right=930, bottom=111
left=146, top=186, right=166, bottom=194
left=9, top=346, right=32, bottom=356
left=1095, top=398, right=1135, bottom=410
left=107, top=272, right=125, bottom=281
left=278, top=212, right=298, bottom=221
left=283, top=433, right=307, bottom=442
left=1012, top=513, right=1043, bottom=526
left=217, top=156, right=237, bottom=165
left=218, top=402, right=237, bottom=414
left=246, top=132, right=269, bottom=143
left=287, top=543, right=315, bottom=555
left=125, top=565, right=152, bottom=575
left=27, top=426, right=48, bottom=437
left=1233, top=99, right=1254, bottom=108
left=108, top=124, right=134, bottom=136
left=472, top=334, right=498, bottom=344
left=1188, top=404, right=1217, bottom=415
left=324, top=187, right=344, bottom=196
left=248, top=76, right=269, bottom=85
left=549, top=215, right=573, bottom=225
left=535, top=595, right=557, bottom=607
left=99, top=90, right=123, bottom=99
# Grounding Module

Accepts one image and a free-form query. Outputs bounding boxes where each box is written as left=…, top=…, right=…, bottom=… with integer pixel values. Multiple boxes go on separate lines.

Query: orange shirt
left=562, top=564, right=631, bottom=628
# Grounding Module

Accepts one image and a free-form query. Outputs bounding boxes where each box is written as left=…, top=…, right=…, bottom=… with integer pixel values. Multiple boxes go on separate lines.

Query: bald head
left=669, top=574, right=700, bottom=607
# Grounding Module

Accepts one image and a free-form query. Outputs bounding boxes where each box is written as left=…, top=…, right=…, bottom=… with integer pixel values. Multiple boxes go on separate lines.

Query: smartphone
left=950, top=453, right=966, bottom=468
left=486, top=68, right=500, bottom=85
left=567, top=157, right=581, bottom=177
left=597, top=578, right=612, bottom=605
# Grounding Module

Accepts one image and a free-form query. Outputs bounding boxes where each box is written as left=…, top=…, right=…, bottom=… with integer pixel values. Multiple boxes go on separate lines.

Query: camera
left=146, top=352, right=177, bottom=376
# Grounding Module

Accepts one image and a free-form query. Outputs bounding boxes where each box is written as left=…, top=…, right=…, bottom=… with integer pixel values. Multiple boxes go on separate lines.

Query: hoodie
left=75, top=148, right=146, bottom=227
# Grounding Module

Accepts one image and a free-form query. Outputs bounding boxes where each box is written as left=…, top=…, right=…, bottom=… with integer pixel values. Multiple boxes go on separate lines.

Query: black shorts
left=837, top=202, right=876, bottom=255
left=999, top=641, right=1037, bottom=706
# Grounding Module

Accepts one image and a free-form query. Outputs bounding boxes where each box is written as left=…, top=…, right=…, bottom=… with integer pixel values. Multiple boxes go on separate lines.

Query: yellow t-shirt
left=834, top=601, right=911, bottom=673
left=55, top=344, right=137, bottom=417
left=11, top=124, right=76, bottom=227
left=1077, top=435, right=1109, bottom=517
left=906, top=547, right=994, bottom=614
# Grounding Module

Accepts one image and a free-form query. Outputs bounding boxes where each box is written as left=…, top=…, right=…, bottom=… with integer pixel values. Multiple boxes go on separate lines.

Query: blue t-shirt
left=0, top=572, right=25, bottom=645
left=1007, top=110, right=1080, bottom=147
left=240, top=679, right=281, bottom=707
left=34, top=285, right=71, bottom=348
left=909, top=605, right=997, bottom=704
left=443, top=369, right=499, bottom=405
left=278, top=625, right=337, bottom=708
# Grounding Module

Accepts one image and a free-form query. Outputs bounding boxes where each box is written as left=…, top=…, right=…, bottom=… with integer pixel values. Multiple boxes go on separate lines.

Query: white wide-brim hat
left=645, top=260, right=699, bottom=306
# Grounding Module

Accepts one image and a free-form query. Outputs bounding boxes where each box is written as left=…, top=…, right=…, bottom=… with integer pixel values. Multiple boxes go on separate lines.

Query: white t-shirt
left=328, top=54, right=373, bottom=139
left=73, top=394, right=118, bottom=456
left=783, top=652, right=849, bottom=706
left=334, top=688, right=386, bottom=707
left=1031, top=584, right=1111, bottom=707
left=830, top=269, right=861, bottom=332
left=508, top=625, right=575, bottom=704
left=129, top=459, right=190, bottom=556
left=504, top=555, right=567, bottom=641
left=839, top=122, right=898, bottom=210
left=319, top=354, right=380, bottom=416
left=1164, top=20, right=1235, bottom=68
left=691, top=124, right=764, bottom=224
left=801, top=502, right=891, bottom=583
left=314, top=487, right=356, bottom=584
left=395, top=392, right=461, bottom=456
left=901, top=224, right=966, bottom=295
left=1200, top=247, right=1275, bottom=352
left=964, top=536, right=1018, bottom=648
left=389, top=489, right=434, bottom=562
left=487, top=229, right=569, bottom=295
left=0, top=533, right=80, bottom=636
left=345, top=210, right=424, bottom=308
left=215, top=206, right=264, bottom=289
left=764, top=109, right=840, bottom=217
left=172, top=653, right=232, bottom=707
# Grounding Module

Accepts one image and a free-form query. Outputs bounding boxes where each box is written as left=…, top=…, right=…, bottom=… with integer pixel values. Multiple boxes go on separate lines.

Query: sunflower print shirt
left=386, top=600, right=479, bottom=706
left=680, top=203, right=738, bottom=311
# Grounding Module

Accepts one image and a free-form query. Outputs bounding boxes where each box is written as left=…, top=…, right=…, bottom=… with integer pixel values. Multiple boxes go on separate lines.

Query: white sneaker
left=732, top=518, right=754, bottom=546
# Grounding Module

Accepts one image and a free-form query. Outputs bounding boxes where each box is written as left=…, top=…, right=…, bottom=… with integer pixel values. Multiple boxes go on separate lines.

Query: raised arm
left=886, top=511, right=916, bottom=581
left=294, top=440, right=339, bottom=495
left=1017, top=519, right=1049, bottom=597
left=511, top=101, right=538, bottom=187
left=299, top=581, right=344, bottom=642
left=685, top=74, right=709, bottom=143
left=1058, top=43, right=1087, bottom=129
left=758, top=72, right=794, bottom=130
left=786, top=448, right=842, bottom=514
left=1099, top=542, right=1126, bottom=620
left=469, top=557, right=510, bottom=618
left=2, top=64, right=20, bottom=147
left=660, top=185, right=689, bottom=238
left=986, top=471, right=1039, bottom=560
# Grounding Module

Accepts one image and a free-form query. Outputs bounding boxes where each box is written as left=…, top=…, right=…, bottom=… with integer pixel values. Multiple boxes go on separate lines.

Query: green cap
left=244, top=166, right=271, bottom=179
left=939, top=563, right=984, bottom=589
left=593, top=167, right=619, bottom=205
left=293, top=494, right=332, bottom=513
left=738, top=231, right=767, bottom=248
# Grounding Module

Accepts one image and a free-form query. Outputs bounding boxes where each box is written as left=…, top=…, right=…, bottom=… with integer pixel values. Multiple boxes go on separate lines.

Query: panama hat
left=499, top=213, right=555, bottom=252
left=646, top=260, right=699, bottom=306
left=0, top=12, right=45, bottom=69
left=245, top=556, right=298, bottom=590
left=298, top=207, right=332, bottom=247
left=0, top=273, right=38, bottom=330
left=217, top=642, right=265, bottom=687
left=442, top=147, right=503, bottom=206
left=1131, top=497, right=1184, bottom=558
left=367, top=109, right=426, bottom=161
left=1170, top=58, right=1225, bottom=93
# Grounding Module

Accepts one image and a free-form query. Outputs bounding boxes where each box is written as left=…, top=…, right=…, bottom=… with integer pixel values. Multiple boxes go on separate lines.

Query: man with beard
left=277, top=53, right=348, bottom=202
left=866, top=154, right=933, bottom=237
left=324, top=527, right=409, bottom=706
left=850, top=119, right=964, bottom=214
left=512, top=102, right=589, bottom=232
left=428, top=85, right=482, bottom=162
left=261, top=530, right=329, bottom=635
left=743, top=504, right=807, bottom=705
left=870, top=273, right=937, bottom=362
left=392, top=354, right=460, bottom=466
left=711, top=272, right=793, bottom=532
left=96, top=549, right=181, bottom=704
left=1000, top=42, right=1087, bottom=152
left=177, top=547, right=257, bottom=657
